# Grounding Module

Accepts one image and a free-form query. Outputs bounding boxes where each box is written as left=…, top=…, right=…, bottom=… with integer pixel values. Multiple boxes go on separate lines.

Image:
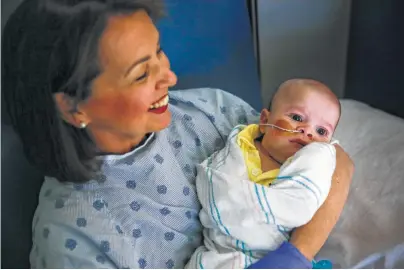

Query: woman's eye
left=290, top=114, right=303, bottom=122
left=134, top=71, right=149, bottom=82
left=317, top=127, right=328, bottom=136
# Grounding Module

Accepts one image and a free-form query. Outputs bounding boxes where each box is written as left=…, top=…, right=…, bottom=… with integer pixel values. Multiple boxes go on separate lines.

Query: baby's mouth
left=289, top=138, right=308, bottom=147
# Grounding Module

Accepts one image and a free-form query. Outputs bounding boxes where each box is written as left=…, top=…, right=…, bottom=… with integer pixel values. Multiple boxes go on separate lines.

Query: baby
left=186, top=79, right=341, bottom=269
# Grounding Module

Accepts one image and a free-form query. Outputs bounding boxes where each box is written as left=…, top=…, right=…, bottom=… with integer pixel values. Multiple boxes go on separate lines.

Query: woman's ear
left=53, top=93, right=90, bottom=128
left=259, top=109, right=271, bottom=134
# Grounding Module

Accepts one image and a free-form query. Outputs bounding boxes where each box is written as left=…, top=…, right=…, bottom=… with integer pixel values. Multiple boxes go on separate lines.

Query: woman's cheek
left=85, top=92, right=144, bottom=122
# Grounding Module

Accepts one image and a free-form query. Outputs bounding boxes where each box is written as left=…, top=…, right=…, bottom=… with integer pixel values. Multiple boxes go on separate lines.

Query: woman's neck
left=90, top=129, right=150, bottom=155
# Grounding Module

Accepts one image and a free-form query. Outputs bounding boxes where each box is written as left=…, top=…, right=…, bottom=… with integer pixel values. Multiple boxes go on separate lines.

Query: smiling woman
left=2, top=0, right=260, bottom=267
left=2, top=0, right=353, bottom=268
left=3, top=0, right=170, bottom=183
left=55, top=10, right=178, bottom=155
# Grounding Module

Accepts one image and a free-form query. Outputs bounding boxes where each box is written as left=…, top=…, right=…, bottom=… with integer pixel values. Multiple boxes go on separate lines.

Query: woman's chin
left=150, top=110, right=172, bottom=132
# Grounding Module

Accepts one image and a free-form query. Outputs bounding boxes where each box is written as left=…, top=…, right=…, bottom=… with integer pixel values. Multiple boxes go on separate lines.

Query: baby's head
left=259, top=78, right=341, bottom=163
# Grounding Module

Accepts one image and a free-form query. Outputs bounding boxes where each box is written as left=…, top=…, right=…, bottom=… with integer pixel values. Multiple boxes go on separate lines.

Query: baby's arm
left=265, top=142, right=336, bottom=228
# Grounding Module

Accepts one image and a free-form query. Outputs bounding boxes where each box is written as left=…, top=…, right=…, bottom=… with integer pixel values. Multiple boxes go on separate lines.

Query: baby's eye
left=290, top=114, right=303, bottom=122
left=316, top=127, right=328, bottom=136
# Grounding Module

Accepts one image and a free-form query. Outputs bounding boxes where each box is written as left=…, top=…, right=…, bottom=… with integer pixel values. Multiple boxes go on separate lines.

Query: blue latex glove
left=313, top=259, right=333, bottom=269
left=247, top=242, right=312, bottom=269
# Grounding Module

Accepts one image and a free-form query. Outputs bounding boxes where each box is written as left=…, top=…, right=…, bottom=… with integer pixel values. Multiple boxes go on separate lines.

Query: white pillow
left=317, top=99, right=404, bottom=268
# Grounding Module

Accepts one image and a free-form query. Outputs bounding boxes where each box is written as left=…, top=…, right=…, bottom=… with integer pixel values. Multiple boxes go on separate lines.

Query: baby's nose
left=297, top=127, right=314, bottom=139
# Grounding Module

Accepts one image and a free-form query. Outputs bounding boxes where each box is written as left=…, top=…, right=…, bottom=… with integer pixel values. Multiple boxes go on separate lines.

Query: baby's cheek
left=261, top=134, right=293, bottom=161
left=314, top=136, right=332, bottom=143
left=269, top=119, right=296, bottom=137
left=261, top=132, right=283, bottom=151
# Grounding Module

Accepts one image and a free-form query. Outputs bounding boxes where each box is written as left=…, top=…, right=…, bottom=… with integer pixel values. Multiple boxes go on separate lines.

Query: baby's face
left=259, top=87, right=340, bottom=163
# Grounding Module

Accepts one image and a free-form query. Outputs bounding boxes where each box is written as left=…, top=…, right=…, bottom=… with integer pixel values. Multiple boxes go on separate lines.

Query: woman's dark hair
left=2, top=0, right=164, bottom=183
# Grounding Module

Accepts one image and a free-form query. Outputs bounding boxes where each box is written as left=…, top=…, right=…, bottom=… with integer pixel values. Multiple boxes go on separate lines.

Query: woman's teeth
left=149, top=95, right=169, bottom=109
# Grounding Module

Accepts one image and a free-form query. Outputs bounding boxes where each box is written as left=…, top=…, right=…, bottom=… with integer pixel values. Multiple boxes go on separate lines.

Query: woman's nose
left=157, top=69, right=178, bottom=89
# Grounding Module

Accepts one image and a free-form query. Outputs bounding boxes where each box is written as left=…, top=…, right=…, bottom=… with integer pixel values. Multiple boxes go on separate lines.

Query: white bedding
left=316, top=99, right=404, bottom=268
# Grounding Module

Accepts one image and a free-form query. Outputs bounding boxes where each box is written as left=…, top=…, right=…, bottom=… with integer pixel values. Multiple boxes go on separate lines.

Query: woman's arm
left=290, top=144, right=354, bottom=260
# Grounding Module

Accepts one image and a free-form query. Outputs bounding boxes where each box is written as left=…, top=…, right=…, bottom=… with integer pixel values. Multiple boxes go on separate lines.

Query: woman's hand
left=290, top=144, right=354, bottom=260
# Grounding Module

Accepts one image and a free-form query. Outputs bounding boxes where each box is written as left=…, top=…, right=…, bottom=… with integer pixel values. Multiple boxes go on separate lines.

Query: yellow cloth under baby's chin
left=236, top=124, right=279, bottom=186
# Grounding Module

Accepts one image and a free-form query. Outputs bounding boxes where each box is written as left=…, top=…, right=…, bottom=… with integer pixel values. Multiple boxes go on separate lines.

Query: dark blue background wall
left=158, top=0, right=262, bottom=110
left=345, top=0, right=404, bottom=118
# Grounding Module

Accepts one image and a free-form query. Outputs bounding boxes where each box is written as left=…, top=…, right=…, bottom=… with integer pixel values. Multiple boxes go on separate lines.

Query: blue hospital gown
left=30, top=88, right=259, bottom=269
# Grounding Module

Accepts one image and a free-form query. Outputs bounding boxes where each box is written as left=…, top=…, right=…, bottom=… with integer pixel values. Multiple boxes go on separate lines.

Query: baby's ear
left=259, top=109, right=271, bottom=134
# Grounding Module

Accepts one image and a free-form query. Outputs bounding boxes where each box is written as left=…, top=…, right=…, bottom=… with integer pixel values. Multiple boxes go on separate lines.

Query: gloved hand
left=247, top=242, right=312, bottom=269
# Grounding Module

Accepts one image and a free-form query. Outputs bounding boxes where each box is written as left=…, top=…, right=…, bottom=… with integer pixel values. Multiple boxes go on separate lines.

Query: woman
left=2, top=0, right=353, bottom=268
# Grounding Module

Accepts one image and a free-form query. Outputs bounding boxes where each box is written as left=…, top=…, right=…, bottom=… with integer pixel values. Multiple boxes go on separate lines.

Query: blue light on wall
left=157, top=0, right=262, bottom=110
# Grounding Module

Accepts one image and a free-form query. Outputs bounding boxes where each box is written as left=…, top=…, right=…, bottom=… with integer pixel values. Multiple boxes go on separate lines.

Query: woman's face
left=64, top=11, right=177, bottom=152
